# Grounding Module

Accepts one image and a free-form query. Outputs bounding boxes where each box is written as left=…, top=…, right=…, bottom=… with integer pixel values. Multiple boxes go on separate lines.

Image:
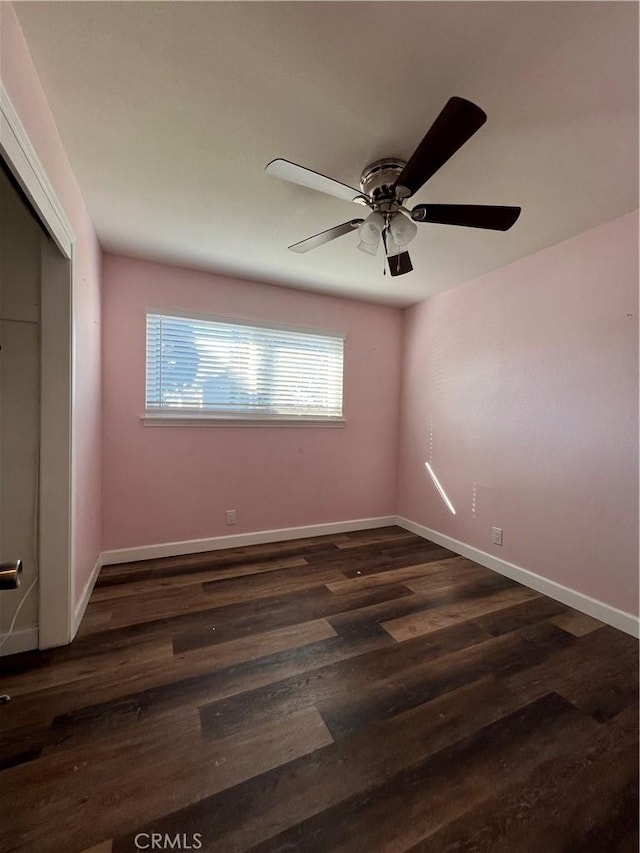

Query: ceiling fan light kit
left=266, top=96, right=522, bottom=277
left=389, top=212, right=418, bottom=247
left=356, top=212, right=385, bottom=255
left=356, top=236, right=380, bottom=256
left=383, top=229, right=404, bottom=258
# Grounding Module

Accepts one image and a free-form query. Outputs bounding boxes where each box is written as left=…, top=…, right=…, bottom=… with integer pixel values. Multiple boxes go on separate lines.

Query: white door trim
left=0, top=84, right=74, bottom=649
left=0, top=86, right=74, bottom=258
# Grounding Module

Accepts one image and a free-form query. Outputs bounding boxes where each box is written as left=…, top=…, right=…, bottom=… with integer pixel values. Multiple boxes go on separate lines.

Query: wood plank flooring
left=0, top=526, right=637, bottom=852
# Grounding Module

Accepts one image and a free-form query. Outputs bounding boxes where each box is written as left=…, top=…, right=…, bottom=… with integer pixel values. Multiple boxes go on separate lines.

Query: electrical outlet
left=491, top=527, right=503, bottom=546
left=226, top=509, right=237, bottom=526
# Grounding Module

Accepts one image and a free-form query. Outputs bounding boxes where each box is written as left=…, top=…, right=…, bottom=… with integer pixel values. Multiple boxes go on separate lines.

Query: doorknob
left=0, top=560, right=22, bottom=590
left=0, top=560, right=25, bottom=703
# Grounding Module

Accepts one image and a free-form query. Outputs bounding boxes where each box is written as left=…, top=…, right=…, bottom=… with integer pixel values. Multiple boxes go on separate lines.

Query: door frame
left=1, top=85, right=75, bottom=649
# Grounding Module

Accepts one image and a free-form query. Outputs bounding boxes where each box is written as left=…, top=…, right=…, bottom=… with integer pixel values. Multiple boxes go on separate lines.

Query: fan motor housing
left=360, top=158, right=407, bottom=212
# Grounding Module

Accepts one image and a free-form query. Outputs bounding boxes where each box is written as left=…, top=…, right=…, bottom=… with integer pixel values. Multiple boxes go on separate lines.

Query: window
left=144, top=313, right=344, bottom=425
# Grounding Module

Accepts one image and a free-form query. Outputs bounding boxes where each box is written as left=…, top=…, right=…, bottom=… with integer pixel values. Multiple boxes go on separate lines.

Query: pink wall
left=398, top=210, right=639, bottom=615
left=0, top=3, right=102, bottom=601
left=101, top=254, right=403, bottom=550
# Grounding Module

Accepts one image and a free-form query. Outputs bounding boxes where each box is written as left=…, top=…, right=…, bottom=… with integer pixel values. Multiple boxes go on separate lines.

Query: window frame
left=141, top=309, right=346, bottom=428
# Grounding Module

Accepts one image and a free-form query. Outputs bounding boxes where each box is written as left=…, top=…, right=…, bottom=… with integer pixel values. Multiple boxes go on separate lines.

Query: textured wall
left=101, top=254, right=403, bottom=550
left=398, top=210, right=639, bottom=615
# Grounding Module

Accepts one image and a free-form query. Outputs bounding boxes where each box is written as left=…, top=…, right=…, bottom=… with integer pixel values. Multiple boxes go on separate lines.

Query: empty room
left=0, top=2, right=638, bottom=851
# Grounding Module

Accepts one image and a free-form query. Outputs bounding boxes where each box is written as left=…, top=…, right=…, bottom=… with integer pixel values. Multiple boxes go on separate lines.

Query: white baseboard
left=71, top=556, right=103, bottom=639
left=100, top=516, right=399, bottom=567
left=0, top=627, right=39, bottom=657
left=397, top=516, right=640, bottom=639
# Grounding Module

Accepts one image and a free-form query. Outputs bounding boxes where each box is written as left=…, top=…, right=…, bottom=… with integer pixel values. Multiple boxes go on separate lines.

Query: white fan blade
left=266, top=159, right=363, bottom=204
left=289, top=219, right=364, bottom=253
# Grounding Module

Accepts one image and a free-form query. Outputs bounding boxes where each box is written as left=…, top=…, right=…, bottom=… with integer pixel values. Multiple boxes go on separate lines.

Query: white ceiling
left=15, top=1, right=639, bottom=307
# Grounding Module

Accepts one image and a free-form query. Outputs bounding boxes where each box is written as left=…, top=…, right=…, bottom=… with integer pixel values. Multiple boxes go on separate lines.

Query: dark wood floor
left=0, top=526, right=638, bottom=852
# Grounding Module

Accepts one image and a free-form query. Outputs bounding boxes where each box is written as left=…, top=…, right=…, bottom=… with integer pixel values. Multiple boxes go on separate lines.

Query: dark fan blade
left=394, top=97, right=487, bottom=198
left=288, top=219, right=364, bottom=253
left=266, top=159, right=365, bottom=204
left=382, top=229, right=413, bottom=276
left=387, top=251, right=413, bottom=277
left=411, top=204, right=521, bottom=231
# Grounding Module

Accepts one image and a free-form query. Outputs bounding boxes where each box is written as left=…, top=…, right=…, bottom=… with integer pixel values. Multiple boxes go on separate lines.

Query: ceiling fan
left=265, top=96, right=521, bottom=277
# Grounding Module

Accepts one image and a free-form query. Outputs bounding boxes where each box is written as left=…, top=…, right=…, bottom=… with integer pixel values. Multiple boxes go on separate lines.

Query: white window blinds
left=145, top=313, right=344, bottom=420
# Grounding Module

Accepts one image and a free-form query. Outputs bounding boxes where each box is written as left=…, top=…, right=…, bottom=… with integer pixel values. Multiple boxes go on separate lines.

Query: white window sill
left=140, top=413, right=345, bottom=428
